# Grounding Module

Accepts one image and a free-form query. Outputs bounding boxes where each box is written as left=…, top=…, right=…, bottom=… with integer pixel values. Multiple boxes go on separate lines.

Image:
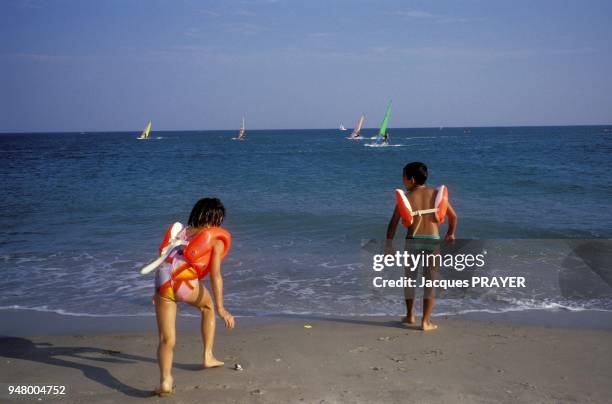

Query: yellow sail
left=138, top=121, right=152, bottom=139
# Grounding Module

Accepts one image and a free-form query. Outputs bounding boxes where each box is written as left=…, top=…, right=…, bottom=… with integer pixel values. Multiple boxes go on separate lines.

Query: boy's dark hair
left=188, top=198, right=225, bottom=228
left=403, top=162, right=428, bottom=185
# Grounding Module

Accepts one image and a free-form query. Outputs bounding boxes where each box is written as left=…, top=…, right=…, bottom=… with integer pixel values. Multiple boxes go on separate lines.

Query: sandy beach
left=1, top=310, right=611, bottom=403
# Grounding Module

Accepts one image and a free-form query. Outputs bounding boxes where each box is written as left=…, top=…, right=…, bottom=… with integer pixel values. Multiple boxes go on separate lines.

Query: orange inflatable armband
left=183, top=227, right=232, bottom=278
left=159, top=222, right=184, bottom=260
left=395, top=189, right=415, bottom=227
left=434, top=185, right=448, bottom=224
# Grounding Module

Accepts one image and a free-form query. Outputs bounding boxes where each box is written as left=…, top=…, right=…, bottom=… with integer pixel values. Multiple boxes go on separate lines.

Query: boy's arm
left=209, top=240, right=235, bottom=329
left=385, top=206, right=400, bottom=254
left=445, top=202, right=458, bottom=241
left=386, top=206, right=400, bottom=240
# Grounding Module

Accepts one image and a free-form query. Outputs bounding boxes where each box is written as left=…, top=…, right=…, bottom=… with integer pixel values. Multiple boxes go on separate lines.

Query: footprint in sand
left=377, top=336, right=398, bottom=342
left=422, top=349, right=443, bottom=356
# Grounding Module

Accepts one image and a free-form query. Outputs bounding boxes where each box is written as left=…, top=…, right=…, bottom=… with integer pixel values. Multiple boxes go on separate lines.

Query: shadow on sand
left=0, top=337, right=203, bottom=398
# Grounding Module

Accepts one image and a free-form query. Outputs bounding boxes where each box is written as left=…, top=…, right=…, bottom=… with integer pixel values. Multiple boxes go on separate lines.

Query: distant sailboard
left=137, top=121, right=152, bottom=140
left=232, top=116, right=246, bottom=141
left=347, top=114, right=365, bottom=140
left=365, top=101, right=394, bottom=147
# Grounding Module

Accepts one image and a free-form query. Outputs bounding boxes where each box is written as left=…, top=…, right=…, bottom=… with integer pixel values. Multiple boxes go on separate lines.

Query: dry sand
left=1, top=312, right=611, bottom=403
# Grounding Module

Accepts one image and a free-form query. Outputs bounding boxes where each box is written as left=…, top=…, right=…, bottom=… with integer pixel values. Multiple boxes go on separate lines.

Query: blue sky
left=1, top=0, right=611, bottom=132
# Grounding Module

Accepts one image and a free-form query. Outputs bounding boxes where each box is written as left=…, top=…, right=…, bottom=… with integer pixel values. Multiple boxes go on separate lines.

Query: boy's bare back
left=406, top=186, right=440, bottom=238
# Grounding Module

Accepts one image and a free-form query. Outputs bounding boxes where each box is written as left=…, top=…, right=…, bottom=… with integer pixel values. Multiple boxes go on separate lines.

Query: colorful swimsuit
left=154, top=228, right=200, bottom=302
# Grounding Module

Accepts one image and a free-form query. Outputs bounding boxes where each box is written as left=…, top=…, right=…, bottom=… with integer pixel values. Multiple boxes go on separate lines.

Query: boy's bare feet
left=421, top=320, right=438, bottom=331
left=401, top=315, right=417, bottom=325
left=154, top=376, right=174, bottom=396
left=203, top=352, right=224, bottom=368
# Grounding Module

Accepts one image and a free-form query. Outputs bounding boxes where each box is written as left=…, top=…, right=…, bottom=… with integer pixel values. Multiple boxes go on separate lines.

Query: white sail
left=237, top=116, right=246, bottom=139
left=349, top=114, right=365, bottom=138
left=340, top=123, right=347, bottom=131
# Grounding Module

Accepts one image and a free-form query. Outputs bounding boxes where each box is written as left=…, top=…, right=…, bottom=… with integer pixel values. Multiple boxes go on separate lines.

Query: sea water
left=1, top=126, right=611, bottom=317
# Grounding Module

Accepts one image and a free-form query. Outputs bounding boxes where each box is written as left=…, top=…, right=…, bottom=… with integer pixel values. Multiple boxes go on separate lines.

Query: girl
left=153, top=197, right=235, bottom=396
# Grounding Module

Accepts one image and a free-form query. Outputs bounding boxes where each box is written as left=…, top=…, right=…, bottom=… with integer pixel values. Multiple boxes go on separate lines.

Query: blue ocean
left=1, top=126, right=611, bottom=317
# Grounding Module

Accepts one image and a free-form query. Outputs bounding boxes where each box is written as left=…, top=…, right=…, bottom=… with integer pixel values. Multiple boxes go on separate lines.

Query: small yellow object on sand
left=304, top=324, right=312, bottom=329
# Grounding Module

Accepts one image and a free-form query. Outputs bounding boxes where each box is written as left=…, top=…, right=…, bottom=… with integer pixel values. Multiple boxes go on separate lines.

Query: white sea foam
left=0, top=305, right=155, bottom=317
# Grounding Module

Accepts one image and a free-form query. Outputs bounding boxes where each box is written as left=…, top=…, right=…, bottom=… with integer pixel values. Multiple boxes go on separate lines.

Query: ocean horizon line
left=1, top=123, right=611, bottom=135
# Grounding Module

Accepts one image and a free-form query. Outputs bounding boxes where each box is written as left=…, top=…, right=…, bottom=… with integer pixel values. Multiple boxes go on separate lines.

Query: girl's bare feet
left=203, top=352, right=224, bottom=368
left=154, top=376, right=174, bottom=396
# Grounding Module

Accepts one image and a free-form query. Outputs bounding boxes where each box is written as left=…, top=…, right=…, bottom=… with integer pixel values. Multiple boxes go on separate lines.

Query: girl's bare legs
left=154, top=294, right=177, bottom=393
left=185, top=281, right=224, bottom=368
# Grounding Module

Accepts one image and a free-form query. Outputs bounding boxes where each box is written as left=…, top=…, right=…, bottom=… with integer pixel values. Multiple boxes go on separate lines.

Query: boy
left=386, top=162, right=457, bottom=331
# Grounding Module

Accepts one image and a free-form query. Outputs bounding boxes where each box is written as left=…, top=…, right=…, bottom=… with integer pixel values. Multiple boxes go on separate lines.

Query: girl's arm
left=209, top=240, right=235, bottom=329
left=445, top=202, right=458, bottom=241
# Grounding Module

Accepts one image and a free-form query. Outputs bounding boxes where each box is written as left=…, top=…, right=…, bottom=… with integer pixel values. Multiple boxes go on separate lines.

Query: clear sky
left=1, top=0, right=611, bottom=132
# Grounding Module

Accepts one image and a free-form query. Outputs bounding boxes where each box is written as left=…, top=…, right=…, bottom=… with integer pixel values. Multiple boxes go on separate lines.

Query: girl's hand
left=217, top=307, right=235, bottom=330
left=445, top=233, right=456, bottom=241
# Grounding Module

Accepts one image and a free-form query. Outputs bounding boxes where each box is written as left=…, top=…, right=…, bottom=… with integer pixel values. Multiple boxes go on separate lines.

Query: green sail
left=376, top=101, right=392, bottom=142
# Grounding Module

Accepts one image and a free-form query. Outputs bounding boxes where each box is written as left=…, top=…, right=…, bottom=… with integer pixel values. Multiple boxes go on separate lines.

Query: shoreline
left=2, top=308, right=612, bottom=338
left=1, top=310, right=611, bottom=403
